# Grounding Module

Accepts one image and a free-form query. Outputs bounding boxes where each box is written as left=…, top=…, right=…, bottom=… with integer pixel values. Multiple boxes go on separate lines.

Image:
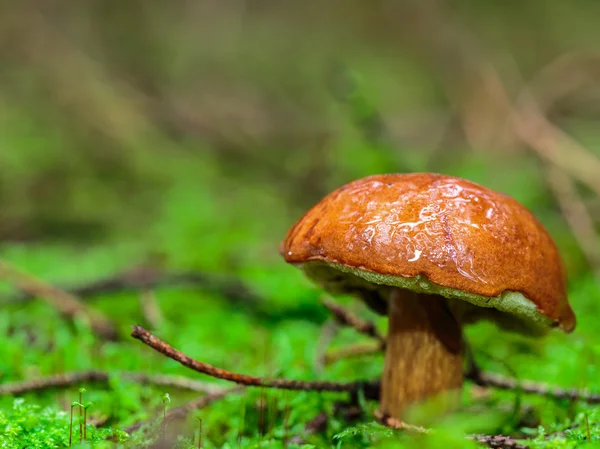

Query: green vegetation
left=1, top=151, right=598, bottom=447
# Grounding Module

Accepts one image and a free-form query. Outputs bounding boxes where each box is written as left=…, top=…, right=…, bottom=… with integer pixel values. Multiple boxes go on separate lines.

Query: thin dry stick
left=457, top=58, right=600, bottom=201
left=323, top=341, right=600, bottom=404
left=198, top=418, right=203, bottom=448
left=0, top=269, right=264, bottom=309
left=322, top=294, right=454, bottom=365
left=376, top=411, right=529, bottom=449
left=488, top=71, right=600, bottom=278
left=472, top=371, right=600, bottom=404
left=124, top=386, right=244, bottom=434
left=545, top=164, right=600, bottom=277
left=131, top=326, right=379, bottom=396
left=320, top=298, right=384, bottom=366
left=508, top=57, right=600, bottom=277
left=238, top=396, right=246, bottom=447
left=0, top=259, right=118, bottom=340
left=138, top=290, right=164, bottom=329
left=314, top=319, right=339, bottom=373
left=469, top=434, right=529, bottom=449
left=320, top=297, right=386, bottom=345
left=258, top=387, right=267, bottom=438
left=132, top=325, right=599, bottom=404
left=495, top=58, right=600, bottom=278
left=400, top=0, right=600, bottom=217
left=322, top=299, right=600, bottom=403
left=0, top=371, right=224, bottom=396
left=282, top=391, right=290, bottom=445
left=325, top=341, right=382, bottom=365
left=417, top=0, right=600, bottom=200
left=373, top=410, right=431, bottom=434
left=512, top=89, right=600, bottom=199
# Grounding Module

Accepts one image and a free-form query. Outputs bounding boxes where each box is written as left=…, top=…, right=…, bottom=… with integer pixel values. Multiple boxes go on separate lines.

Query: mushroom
left=280, top=173, right=576, bottom=420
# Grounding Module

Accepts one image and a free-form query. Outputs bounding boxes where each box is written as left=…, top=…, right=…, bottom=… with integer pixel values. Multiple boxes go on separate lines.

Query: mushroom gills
left=301, top=261, right=554, bottom=336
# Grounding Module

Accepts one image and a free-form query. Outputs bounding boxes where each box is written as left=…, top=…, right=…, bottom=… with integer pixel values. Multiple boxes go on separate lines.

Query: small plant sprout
left=161, top=393, right=171, bottom=440
left=70, top=401, right=83, bottom=446
left=586, top=414, right=591, bottom=442
left=79, top=388, right=86, bottom=441
left=283, top=391, right=290, bottom=446
left=258, top=387, right=267, bottom=438
left=238, top=398, right=246, bottom=448
left=82, top=402, right=93, bottom=441
left=196, top=416, right=203, bottom=448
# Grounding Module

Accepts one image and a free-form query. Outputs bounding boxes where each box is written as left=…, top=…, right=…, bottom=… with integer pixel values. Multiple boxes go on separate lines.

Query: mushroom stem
left=380, top=289, right=464, bottom=420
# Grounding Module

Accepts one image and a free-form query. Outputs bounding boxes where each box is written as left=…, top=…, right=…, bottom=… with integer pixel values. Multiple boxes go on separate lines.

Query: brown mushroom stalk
left=281, top=173, right=576, bottom=421
left=381, top=290, right=463, bottom=418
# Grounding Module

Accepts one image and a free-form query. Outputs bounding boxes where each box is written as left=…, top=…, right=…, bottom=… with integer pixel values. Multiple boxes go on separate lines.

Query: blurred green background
left=1, top=1, right=600, bottom=448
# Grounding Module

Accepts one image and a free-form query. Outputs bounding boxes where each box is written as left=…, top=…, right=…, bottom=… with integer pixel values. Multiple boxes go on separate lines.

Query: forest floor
left=0, top=157, right=599, bottom=449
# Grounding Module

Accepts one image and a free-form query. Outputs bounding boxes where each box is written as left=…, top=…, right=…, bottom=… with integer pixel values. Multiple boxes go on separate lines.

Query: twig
left=471, top=371, right=600, bottom=404
left=314, top=319, right=339, bottom=373
left=0, top=269, right=262, bottom=306
left=323, top=340, right=600, bottom=404
left=124, top=387, right=244, bottom=434
left=468, top=434, right=529, bottom=449
left=502, top=57, right=600, bottom=281
left=425, top=1, right=600, bottom=277
left=131, top=326, right=379, bottom=397
left=391, top=0, right=600, bottom=273
left=325, top=341, right=382, bottom=365
left=544, top=164, right=600, bottom=277
left=448, top=2, right=600, bottom=280
left=0, top=371, right=225, bottom=396
left=322, top=300, right=600, bottom=403
left=373, top=410, right=431, bottom=434
left=512, top=79, right=600, bottom=200
left=0, top=259, right=119, bottom=340
left=320, top=297, right=386, bottom=345
left=132, top=317, right=599, bottom=404
left=410, top=0, right=600, bottom=199
left=376, top=411, right=528, bottom=449
left=515, top=56, right=600, bottom=277
left=138, top=290, right=164, bottom=329
left=127, top=326, right=596, bottom=446
left=510, top=84, right=600, bottom=279
left=319, top=298, right=384, bottom=365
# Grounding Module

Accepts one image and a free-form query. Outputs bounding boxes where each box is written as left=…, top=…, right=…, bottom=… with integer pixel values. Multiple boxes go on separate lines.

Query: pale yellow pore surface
left=302, top=261, right=553, bottom=335
left=381, top=289, right=463, bottom=420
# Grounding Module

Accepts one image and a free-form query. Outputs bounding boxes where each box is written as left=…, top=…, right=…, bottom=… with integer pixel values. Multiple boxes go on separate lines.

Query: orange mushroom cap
left=281, top=173, right=576, bottom=334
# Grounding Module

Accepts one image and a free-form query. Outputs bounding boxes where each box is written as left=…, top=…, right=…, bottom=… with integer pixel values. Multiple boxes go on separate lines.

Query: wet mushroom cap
left=281, top=173, right=576, bottom=334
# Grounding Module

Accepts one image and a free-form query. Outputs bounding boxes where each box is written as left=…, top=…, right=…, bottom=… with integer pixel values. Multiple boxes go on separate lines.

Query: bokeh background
left=1, top=1, right=600, bottom=448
